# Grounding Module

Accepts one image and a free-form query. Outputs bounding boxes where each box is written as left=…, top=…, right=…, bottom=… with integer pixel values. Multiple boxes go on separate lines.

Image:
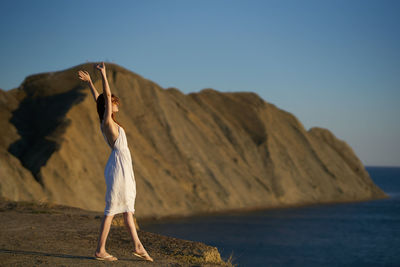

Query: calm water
left=141, top=167, right=400, bottom=266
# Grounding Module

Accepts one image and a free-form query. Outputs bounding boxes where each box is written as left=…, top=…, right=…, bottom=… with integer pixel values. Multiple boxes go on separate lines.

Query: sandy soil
left=0, top=198, right=235, bottom=266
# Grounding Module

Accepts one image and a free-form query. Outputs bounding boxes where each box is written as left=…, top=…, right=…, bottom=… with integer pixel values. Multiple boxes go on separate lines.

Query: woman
left=78, top=62, right=153, bottom=262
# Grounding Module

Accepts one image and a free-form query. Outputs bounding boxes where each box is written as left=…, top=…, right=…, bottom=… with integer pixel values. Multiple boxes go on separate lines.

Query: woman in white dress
left=78, top=62, right=153, bottom=262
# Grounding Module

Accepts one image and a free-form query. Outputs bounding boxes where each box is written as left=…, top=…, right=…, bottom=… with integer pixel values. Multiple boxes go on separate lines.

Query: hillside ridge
left=0, top=62, right=388, bottom=220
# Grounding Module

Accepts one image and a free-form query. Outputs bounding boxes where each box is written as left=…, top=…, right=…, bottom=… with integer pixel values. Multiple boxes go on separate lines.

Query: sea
left=140, top=167, right=400, bottom=267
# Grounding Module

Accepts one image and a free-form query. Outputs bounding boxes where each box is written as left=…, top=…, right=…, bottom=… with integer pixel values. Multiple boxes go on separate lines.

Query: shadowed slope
left=9, top=87, right=86, bottom=184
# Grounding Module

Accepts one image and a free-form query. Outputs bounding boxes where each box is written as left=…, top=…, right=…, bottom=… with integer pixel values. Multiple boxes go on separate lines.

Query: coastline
left=0, top=188, right=389, bottom=266
left=139, top=193, right=390, bottom=225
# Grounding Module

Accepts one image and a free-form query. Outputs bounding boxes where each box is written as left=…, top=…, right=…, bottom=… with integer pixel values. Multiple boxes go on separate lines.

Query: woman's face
left=105, top=99, right=119, bottom=113
left=112, top=101, right=119, bottom=113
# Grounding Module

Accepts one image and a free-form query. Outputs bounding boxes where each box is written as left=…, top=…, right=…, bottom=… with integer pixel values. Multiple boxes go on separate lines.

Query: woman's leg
left=123, top=211, right=153, bottom=260
left=95, top=214, right=115, bottom=257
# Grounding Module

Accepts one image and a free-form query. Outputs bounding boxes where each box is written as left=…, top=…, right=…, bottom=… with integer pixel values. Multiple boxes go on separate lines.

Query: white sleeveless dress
left=100, top=122, right=136, bottom=216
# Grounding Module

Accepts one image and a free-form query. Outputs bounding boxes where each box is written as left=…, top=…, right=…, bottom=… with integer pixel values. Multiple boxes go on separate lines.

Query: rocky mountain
left=0, top=62, right=388, bottom=220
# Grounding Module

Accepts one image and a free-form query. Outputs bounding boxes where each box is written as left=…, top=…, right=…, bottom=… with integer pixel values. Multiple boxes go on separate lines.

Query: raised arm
left=78, top=70, right=99, bottom=101
left=88, top=79, right=100, bottom=101
left=95, top=62, right=113, bottom=125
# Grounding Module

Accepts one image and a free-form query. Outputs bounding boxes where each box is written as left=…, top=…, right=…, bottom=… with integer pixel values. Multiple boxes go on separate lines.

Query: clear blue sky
left=1, top=0, right=399, bottom=166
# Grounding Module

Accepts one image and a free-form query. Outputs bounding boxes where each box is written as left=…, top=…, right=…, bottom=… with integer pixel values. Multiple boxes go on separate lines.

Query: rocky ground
left=0, top=197, right=236, bottom=266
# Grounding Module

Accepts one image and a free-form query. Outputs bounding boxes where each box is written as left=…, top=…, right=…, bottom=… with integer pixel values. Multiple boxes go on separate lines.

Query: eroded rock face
left=0, top=62, right=388, bottom=219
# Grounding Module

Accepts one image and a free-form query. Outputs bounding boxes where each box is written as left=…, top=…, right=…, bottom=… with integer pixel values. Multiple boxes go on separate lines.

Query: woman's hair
left=96, top=93, right=124, bottom=129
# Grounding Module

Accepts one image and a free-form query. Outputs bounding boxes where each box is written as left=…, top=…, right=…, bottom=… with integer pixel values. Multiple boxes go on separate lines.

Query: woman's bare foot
left=94, top=250, right=118, bottom=261
left=133, top=243, right=153, bottom=261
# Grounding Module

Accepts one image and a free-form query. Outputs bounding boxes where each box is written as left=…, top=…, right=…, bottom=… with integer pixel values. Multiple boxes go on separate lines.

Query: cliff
left=0, top=62, right=388, bottom=220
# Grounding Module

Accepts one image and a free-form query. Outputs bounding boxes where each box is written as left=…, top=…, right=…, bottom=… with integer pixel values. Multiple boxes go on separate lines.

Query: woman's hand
left=78, top=70, right=99, bottom=101
left=78, top=70, right=92, bottom=83
left=95, top=62, right=106, bottom=74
